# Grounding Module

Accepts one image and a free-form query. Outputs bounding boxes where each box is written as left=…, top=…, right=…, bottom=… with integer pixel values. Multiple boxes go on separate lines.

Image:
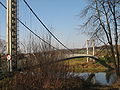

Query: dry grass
left=65, top=58, right=107, bottom=72
left=7, top=71, right=89, bottom=90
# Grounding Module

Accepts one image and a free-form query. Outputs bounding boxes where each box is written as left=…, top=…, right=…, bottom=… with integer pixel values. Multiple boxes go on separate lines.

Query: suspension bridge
left=0, top=0, right=108, bottom=72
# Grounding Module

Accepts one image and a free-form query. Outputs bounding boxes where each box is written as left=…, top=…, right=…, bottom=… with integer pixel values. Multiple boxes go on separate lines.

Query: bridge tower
left=6, top=0, right=18, bottom=72
left=86, top=39, right=95, bottom=62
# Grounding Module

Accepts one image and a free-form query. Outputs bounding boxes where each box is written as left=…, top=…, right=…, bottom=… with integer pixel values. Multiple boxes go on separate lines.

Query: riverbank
left=0, top=71, right=120, bottom=89
left=65, top=58, right=120, bottom=89
left=0, top=58, right=119, bottom=89
left=65, top=58, right=108, bottom=72
left=111, top=77, right=120, bottom=89
left=0, top=72, right=92, bottom=90
left=90, top=80, right=120, bottom=90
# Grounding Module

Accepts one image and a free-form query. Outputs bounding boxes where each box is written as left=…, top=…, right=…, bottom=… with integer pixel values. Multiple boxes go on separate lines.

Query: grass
left=65, top=58, right=87, bottom=64
left=72, top=68, right=107, bottom=73
left=0, top=75, right=13, bottom=89
left=64, top=58, right=107, bottom=72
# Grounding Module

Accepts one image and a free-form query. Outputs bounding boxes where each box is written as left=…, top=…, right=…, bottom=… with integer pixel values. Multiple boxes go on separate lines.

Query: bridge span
left=20, top=53, right=113, bottom=71
left=48, top=54, right=113, bottom=69
left=65, top=54, right=98, bottom=60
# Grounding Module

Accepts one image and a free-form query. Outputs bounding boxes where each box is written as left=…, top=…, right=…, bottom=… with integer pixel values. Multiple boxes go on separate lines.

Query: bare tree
left=0, top=39, right=6, bottom=55
left=80, top=0, right=120, bottom=75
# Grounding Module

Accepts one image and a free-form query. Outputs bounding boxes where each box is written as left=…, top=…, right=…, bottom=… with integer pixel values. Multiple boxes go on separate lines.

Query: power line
left=0, top=2, right=6, bottom=9
left=0, top=1, right=58, bottom=50
left=23, top=0, right=72, bottom=52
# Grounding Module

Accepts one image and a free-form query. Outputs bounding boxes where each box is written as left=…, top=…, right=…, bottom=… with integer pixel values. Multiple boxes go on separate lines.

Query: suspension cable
left=23, top=0, right=72, bottom=52
left=0, top=2, right=58, bottom=50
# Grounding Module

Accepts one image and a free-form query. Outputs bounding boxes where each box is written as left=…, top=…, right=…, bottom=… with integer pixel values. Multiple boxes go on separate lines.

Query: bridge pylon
left=86, top=39, right=95, bottom=62
left=6, top=0, right=18, bottom=72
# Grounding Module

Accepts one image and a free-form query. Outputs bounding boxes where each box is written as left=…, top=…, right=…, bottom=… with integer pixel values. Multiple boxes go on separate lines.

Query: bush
left=100, top=56, right=112, bottom=63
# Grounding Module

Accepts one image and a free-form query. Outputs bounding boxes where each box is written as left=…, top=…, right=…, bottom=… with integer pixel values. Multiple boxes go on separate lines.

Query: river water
left=19, top=70, right=118, bottom=86
left=69, top=71, right=117, bottom=85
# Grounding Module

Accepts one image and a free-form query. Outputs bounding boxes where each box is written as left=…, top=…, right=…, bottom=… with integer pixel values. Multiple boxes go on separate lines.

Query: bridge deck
left=65, top=54, right=98, bottom=59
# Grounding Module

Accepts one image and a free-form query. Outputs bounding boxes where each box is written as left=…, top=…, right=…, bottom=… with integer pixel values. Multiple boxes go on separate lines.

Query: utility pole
left=6, top=0, right=17, bottom=72
left=86, top=40, right=89, bottom=62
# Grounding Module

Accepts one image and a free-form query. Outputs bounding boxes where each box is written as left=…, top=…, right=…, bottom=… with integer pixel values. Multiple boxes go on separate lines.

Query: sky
left=0, top=0, right=90, bottom=49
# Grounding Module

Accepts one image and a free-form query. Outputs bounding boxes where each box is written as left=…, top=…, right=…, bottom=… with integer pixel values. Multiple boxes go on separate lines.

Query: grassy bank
left=64, top=58, right=107, bottom=73
left=0, top=71, right=91, bottom=90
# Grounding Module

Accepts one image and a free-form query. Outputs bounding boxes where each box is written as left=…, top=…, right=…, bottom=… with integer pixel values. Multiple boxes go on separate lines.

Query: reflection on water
left=69, top=71, right=117, bottom=85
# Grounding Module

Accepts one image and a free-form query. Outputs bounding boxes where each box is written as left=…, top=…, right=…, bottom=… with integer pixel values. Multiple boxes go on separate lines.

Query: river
left=69, top=71, right=117, bottom=85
